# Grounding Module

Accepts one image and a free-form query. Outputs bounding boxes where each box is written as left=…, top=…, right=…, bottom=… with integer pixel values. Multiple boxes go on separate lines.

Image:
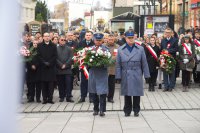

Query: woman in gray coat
left=116, top=30, right=150, bottom=117
left=178, top=35, right=195, bottom=92
left=88, top=33, right=109, bottom=117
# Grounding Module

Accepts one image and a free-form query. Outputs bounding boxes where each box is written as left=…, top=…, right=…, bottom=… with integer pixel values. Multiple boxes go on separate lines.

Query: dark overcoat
left=26, top=47, right=40, bottom=82
left=37, top=41, right=57, bottom=81
left=144, top=44, right=161, bottom=73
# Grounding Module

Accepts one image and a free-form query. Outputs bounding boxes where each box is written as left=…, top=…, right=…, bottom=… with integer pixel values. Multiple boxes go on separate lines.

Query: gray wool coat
left=115, top=44, right=150, bottom=96
left=56, top=44, right=73, bottom=75
left=88, top=45, right=109, bottom=95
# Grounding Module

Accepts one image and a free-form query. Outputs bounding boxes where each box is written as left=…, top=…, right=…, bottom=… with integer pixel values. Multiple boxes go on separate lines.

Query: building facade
left=53, top=2, right=69, bottom=30
left=161, top=0, right=200, bottom=31
left=19, top=0, right=36, bottom=24
left=112, top=0, right=160, bottom=16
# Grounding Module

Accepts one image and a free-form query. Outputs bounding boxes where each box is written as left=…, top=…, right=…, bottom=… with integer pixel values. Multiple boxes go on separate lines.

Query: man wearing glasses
left=56, top=36, right=74, bottom=102
left=65, top=31, right=79, bottom=98
left=116, top=30, right=150, bottom=117
left=161, top=28, right=178, bottom=92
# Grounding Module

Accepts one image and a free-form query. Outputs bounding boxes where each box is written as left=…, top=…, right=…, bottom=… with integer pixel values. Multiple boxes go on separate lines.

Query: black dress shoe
left=125, top=113, right=130, bottom=117
left=168, top=88, right=172, bottom=92
left=99, top=111, right=105, bottom=117
left=134, top=112, right=139, bottom=117
left=66, top=98, right=74, bottom=103
left=89, top=99, right=93, bottom=103
left=28, top=99, right=34, bottom=103
left=93, top=111, right=98, bottom=116
left=48, top=101, right=54, bottom=104
left=42, top=101, right=47, bottom=104
left=108, top=99, right=114, bottom=103
left=78, top=98, right=85, bottom=103
left=36, top=99, right=41, bottom=103
left=59, top=98, right=64, bottom=102
left=152, top=87, right=155, bottom=92
left=163, top=89, right=168, bottom=92
left=158, top=84, right=162, bottom=89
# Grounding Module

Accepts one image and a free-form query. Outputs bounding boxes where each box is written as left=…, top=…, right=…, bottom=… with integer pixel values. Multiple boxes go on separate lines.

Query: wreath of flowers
left=73, top=46, right=113, bottom=68
left=159, top=50, right=176, bottom=74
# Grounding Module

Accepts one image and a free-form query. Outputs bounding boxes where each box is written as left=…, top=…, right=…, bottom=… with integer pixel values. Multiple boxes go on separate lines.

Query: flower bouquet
left=73, top=46, right=113, bottom=79
left=159, top=50, right=176, bottom=74
left=20, top=46, right=37, bottom=62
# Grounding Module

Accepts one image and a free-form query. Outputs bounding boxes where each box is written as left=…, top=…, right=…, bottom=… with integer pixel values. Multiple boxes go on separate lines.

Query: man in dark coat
left=37, top=32, right=57, bottom=104
left=116, top=30, right=150, bottom=117
left=65, top=31, right=79, bottom=98
left=78, top=31, right=94, bottom=103
left=56, top=36, right=74, bottom=102
left=161, top=28, right=178, bottom=92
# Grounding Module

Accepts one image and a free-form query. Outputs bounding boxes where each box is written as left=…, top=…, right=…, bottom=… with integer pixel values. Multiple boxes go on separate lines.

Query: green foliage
left=35, top=0, right=49, bottom=22
left=36, top=13, right=43, bottom=22
left=24, top=46, right=37, bottom=62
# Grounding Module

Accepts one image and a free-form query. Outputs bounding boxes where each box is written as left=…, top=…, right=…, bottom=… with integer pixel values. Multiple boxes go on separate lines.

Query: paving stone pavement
left=18, top=110, right=200, bottom=133
left=19, top=78, right=200, bottom=113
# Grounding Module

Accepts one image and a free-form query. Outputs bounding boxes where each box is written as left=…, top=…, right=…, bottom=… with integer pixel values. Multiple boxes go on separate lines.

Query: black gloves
left=44, top=62, right=50, bottom=67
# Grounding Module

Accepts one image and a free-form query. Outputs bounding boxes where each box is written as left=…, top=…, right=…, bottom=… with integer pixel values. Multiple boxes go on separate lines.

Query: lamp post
left=170, top=0, right=172, bottom=15
left=182, top=0, right=185, bottom=33
left=90, top=0, right=95, bottom=29
left=46, top=0, right=49, bottom=24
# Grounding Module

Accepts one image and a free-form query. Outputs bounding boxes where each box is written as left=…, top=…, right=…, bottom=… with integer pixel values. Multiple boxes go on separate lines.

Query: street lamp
left=90, top=0, right=95, bottom=29
left=182, top=0, right=186, bottom=33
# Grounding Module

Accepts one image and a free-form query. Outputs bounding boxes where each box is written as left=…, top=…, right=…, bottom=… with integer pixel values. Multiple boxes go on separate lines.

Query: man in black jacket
left=78, top=31, right=94, bottom=103
left=37, top=32, right=57, bottom=104
left=65, top=31, right=79, bottom=98
left=161, top=28, right=178, bottom=92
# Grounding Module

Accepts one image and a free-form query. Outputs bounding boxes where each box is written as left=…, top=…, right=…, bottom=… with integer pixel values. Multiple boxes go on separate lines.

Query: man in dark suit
left=78, top=31, right=94, bottom=103
left=161, top=28, right=178, bottom=92
left=37, top=32, right=57, bottom=104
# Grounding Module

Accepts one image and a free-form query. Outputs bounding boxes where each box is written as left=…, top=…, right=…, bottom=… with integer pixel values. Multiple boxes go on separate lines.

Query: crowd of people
left=20, top=26, right=200, bottom=117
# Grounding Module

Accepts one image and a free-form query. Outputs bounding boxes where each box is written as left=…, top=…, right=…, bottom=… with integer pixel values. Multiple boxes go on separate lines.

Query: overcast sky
left=41, top=0, right=112, bottom=22
left=42, top=0, right=112, bottom=12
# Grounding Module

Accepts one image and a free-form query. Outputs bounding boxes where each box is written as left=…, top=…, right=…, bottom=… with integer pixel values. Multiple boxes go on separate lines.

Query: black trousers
left=41, top=81, right=54, bottom=102
left=182, top=70, right=190, bottom=86
left=193, top=65, right=200, bottom=83
left=57, top=74, right=72, bottom=99
left=124, top=96, right=140, bottom=114
left=27, top=81, right=41, bottom=100
left=80, top=70, right=93, bottom=100
left=93, top=94, right=106, bottom=112
left=149, top=71, right=158, bottom=87
left=108, top=75, right=115, bottom=100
